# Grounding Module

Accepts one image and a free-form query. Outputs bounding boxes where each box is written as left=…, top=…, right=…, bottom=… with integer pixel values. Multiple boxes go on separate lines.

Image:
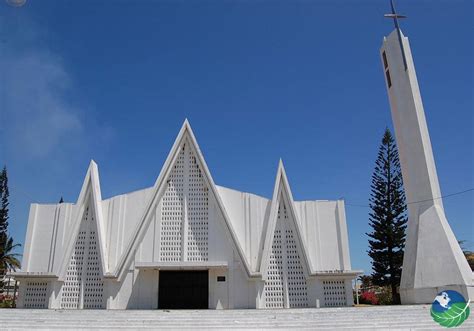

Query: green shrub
left=0, top=300, right=14, bottom=308
left=0, top=294, right=16, bottom=308
left=376, top=286, right=394, bottom=305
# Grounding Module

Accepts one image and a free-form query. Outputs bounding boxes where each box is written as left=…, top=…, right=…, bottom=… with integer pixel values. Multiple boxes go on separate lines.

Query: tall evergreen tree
left=0, top=166, right=21, bottom=294
left=367, top=128, right=407, bottom=304
left=0, top=166, right=9, bottom=249
left=0, top=167, right=9, bottom=291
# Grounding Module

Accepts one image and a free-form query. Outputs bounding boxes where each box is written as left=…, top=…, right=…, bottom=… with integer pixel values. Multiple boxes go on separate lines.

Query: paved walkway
left=0, top=305, right=473, bottom=330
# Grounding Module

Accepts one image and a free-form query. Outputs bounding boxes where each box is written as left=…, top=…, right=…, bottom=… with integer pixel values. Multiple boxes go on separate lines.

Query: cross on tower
left=384, top=0, right=408, bottom=70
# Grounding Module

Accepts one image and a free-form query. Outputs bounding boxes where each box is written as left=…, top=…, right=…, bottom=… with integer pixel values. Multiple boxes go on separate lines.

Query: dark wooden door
left=158, top=270, right=209, bottom=309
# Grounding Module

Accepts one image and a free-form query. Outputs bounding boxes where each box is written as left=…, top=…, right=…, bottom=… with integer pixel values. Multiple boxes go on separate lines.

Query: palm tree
left=0, top=236, right=21, bottom=274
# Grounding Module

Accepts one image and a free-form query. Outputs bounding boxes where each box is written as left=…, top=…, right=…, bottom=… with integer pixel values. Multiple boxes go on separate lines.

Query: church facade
left=15, top=121, right=360, bottom=309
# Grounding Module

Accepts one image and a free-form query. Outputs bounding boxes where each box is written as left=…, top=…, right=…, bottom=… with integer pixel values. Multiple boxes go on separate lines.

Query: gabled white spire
left=57, top=160, right=108, bottom=280
left=113, top=119, right=256, bottom=280
left=259, top=159, right=312, bottom=277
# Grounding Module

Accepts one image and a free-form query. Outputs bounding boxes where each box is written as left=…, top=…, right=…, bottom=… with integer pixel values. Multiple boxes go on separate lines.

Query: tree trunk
left=391, top=282, right=400, bottom=304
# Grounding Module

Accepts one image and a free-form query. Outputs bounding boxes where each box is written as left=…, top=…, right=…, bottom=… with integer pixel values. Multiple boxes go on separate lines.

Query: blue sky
left=1, top=0, right=472, bottom=275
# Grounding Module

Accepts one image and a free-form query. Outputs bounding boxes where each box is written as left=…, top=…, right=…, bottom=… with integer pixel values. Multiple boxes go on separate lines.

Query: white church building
left=15, top=120, right=361, bottom=309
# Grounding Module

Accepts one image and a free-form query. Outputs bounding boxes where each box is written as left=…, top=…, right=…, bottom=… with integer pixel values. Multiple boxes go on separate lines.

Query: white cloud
left=2, top=51, right=83, bottom=157
left=0, top=17, right=84, bottom=159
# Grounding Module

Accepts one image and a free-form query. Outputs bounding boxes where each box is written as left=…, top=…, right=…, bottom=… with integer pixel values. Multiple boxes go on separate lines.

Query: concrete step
left=0, top=305, right=472, bottom=330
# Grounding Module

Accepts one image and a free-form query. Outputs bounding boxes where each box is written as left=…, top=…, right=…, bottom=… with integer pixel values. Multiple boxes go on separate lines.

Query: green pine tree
left=0, top=167, right=9, bottom=291
left=0, top=166, right=21, bottom=293
left=367, top=128, right=407, bottom=304
left=0, top=166, right=9, bottom=249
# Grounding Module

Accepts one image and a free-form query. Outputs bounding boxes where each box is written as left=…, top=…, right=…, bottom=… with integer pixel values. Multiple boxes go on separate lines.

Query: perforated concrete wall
left=263, top=201, right=308, bottom=308
left=23, top=281, right=48, bottom=308
left=60, top=204, right=105, bottom=309
left=322, top=280, right=347, bottom=307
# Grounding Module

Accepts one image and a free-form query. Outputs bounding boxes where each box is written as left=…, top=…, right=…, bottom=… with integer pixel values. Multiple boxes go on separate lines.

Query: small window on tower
left=386, top=70, right=392, bottom=88
left=382, top=51, right=389, bottom=69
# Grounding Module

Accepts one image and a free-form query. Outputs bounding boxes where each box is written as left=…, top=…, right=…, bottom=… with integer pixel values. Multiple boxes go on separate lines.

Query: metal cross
left=384, top=0, right=408, bottom=70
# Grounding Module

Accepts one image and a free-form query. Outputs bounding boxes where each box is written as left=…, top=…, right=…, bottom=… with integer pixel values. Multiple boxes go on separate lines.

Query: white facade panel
left=16, top=120, right=360, bottom=309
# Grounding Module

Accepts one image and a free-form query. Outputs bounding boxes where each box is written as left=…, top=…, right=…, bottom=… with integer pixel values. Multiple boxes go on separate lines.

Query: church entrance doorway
left=158, top=270, right=209, bottom=309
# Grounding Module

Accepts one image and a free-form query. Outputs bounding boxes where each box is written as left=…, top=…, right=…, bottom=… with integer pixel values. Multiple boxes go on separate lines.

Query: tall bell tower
left=380, top=1, right=473, bottom=304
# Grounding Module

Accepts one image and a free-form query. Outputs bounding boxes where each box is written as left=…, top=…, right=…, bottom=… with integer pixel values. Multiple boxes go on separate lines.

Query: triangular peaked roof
left=112, top=119, right=258, bottom=280
left=258, top=160, right=312, bottom=278
left=57, top=160, right=109, bottom=280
